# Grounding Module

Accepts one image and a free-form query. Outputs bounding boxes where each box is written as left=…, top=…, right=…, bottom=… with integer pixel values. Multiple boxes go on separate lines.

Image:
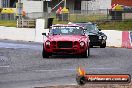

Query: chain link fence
left=51, top=9, right=132, bottom=22
left=0, top=13, right=16, bottom=20
left=0, top=9, right=132, bottom=22
left=0, top=12, right=50, bottom=20
left=68, top=10, right=109, bottom=22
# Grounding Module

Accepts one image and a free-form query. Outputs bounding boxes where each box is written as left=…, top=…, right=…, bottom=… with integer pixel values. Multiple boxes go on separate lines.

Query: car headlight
left=80, top=42, right=85, bottom=47
left=103, top=36, right=107, bottom=40
left=45, top=41, right=50, bottom=45
left=99, top=36, right=102, bottom=39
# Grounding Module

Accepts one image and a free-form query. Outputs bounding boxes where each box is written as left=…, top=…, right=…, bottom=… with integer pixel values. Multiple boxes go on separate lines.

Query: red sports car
left=42, top=24, right=90, bottom=58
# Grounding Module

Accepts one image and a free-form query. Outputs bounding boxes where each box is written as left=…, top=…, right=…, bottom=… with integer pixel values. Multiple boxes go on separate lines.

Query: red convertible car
left=42, top=24, right=90, bottom=58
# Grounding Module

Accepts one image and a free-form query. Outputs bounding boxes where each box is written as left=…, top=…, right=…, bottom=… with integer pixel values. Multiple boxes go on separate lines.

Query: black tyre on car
left=42, top=44, right=51, bottom=58
left=82, top=48, right=90, bottom=58
left=100, top=42, right=106, bottom=48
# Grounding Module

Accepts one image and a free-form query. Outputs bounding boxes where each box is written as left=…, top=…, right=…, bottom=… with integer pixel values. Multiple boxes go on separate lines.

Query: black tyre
left=76, top=76, right=86, bottom=85
left=82, top=49, right=89, bottom=58
left=42, top=45, right=51, bottom=58
left=88, top=48, right=90, bottom=56
left=90, top=45, right=93, bottom=48
left=100, top=42, right=106, bottom=48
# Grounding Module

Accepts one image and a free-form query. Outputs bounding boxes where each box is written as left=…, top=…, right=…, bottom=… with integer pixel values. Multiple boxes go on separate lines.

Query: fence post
left=107, top=9, right=109, bottom=21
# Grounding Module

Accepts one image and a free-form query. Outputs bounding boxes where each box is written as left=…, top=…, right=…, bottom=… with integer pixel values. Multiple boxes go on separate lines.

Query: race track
left=0, top=40, right=132, bottom=88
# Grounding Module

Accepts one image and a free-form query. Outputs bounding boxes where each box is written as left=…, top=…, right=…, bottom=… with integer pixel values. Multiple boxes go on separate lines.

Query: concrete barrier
left=0, top=26, right=35, bottom=42
left=35, top=19, right=49, bottom=42
left=122, top=31, right=132, bottom=48
left=0, top=27, right=122, bottom=47
left=0, top=19, right=123, bottom=47
left=0, top=19, right=49, bottom=43
left=102, top=30, right=122, bottom=47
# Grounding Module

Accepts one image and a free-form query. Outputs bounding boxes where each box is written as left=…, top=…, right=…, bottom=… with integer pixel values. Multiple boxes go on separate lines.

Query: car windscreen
left=76, top=23, right=99, bottom=32
left=85, top=24, right=98, bottom=31
left=49, top=27, right=84, bottom=35
left=83, top=24, right=99, bottom=35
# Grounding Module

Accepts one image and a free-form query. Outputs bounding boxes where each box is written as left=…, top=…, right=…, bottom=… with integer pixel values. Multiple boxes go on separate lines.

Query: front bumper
left=89, top=35, right=106, bottom=46
left=90, top=39, right=106, bottom=46
left=45, top=48, right=87, bottom=55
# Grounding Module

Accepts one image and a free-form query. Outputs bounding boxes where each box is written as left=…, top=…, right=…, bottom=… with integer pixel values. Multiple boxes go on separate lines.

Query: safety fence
left=69, top=10, right=132, bottom=22
left=0, top=9, right=132, bottom=22
left=0, top=13, right=16, bottom=20
left=68, top=10, right=109, bottom=22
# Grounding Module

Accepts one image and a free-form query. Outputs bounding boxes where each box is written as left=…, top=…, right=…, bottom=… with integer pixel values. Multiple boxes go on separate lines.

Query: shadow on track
left=42, top=55, right=91, bottom=59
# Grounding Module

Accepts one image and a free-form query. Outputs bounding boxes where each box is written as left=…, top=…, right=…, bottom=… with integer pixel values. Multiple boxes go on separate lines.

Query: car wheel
left=82, top=49, right=88, bottom=58
left=100, top=42, right=106, bottom=48
left=90, top=45, right=93, bottom=48
left=42, top=49, right=51, bottom=58
left=42, top=45, right=51, bottom=58
left=88, top=48, right=90, bottom=56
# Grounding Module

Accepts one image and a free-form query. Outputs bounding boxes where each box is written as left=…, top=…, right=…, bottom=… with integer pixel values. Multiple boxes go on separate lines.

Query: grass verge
left=98, top=20, right=132, bottom=31
left=0, top=20, right=16, bottom=27
left=0, top=19, right=132, bottom=31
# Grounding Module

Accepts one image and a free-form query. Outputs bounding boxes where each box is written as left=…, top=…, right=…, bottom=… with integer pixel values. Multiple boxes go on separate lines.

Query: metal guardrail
left=17, top=19, right=36, bottom=28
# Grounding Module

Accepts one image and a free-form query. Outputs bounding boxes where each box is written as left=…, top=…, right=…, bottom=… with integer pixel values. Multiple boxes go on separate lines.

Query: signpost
left=16, top=0, right=23, bottom=28
left=64, top=0, right=66, bottom=8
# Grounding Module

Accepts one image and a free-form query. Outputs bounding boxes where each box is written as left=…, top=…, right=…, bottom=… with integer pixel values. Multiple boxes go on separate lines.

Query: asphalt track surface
left=0, top=40, right=132, bottom=88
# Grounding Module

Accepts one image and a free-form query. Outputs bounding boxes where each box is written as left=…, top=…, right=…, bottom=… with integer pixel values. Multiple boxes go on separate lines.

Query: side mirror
left=98, top=29, right=101, bottom=31
left=42, top=33, right=46, bottom=36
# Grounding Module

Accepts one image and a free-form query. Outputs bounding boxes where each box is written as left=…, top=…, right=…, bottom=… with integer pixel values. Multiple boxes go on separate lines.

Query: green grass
left=69, top=14, right=108, bottom=22
left=53, top=20, right=68, bottom=24
left=52, top=13, right=132, bottom=31
left=0, top=20, right=16, bottom=27
left=52, top=14, right=108, bottom=24
left=98, top=20, right=132, bottom=31
left=0, top=17, right=132, bottom=31
left=51, top=15, right=68, bottom=24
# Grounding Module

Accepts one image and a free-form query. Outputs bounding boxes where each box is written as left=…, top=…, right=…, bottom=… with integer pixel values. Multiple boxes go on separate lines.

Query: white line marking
left=88, top=68, right=118, bottom=69
left=0, top=65, right=10, bottom=68
left=34, top=68, right=118, bottom=72
left=34, top=69, right=76, bottom=72
left=0, top=42, right=39, bottom=49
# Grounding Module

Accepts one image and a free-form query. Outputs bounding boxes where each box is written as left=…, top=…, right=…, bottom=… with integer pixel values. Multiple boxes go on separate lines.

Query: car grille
left=57, top=41, right=73, bottom=48
left=89, top=35, right=99, bottom=42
